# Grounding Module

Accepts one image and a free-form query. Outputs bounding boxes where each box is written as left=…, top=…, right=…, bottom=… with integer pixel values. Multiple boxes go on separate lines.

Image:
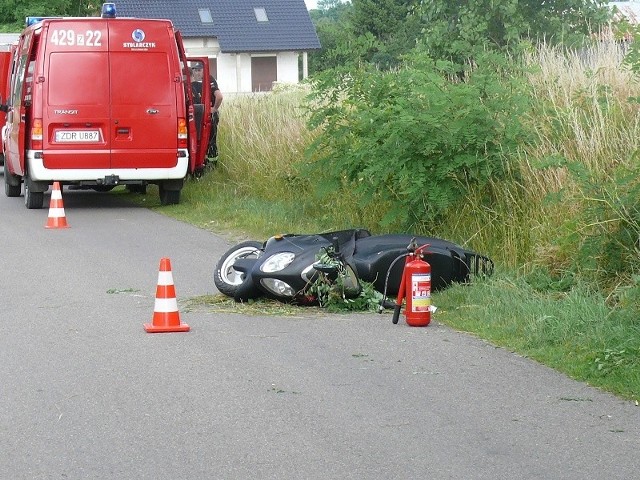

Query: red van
left=0, top=43, right=14, bottom=166
left=1, top=4, right=212, bottom=208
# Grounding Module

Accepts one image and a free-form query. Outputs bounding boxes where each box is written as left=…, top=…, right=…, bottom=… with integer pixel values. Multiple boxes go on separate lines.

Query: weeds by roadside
left=132, top=44, right=640, bottom=402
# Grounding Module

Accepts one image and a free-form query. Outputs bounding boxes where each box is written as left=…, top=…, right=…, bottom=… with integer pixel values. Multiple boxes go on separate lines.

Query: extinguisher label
left=411, top=273, right=431, bottom=312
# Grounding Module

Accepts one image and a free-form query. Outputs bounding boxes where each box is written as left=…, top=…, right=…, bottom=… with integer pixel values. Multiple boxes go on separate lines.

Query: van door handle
left=147, top=108, right=159, bottom=114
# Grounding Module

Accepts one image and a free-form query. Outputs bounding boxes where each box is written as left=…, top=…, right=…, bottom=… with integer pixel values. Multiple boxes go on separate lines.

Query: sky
left=305, top=0, right=318, bottom=10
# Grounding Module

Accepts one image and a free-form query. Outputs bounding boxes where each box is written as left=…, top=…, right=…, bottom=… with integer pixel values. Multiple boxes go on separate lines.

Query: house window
left=254, top=7, right=268, bottom=22
left=199, top=8, right=213, bottom=23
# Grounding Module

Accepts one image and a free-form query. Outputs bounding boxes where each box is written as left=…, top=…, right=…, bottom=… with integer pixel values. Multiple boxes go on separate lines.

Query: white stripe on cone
left=153, top=297, right=179, bottom=313
left=157, top=271, right=174, bottom=285
left=48, top=207, right=66, bottom=217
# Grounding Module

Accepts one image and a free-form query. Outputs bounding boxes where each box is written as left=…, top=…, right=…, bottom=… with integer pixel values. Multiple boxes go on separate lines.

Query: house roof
left=115, top=0, right=321, bottom=53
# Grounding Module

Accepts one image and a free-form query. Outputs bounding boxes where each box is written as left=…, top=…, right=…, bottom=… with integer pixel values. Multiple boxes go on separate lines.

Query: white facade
left=183, top=36, right=307, bottom=95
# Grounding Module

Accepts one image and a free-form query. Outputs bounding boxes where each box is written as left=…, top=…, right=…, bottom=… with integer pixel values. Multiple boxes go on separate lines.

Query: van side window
left=23, top=61, right=34, bottom=106
left=11, top=54, right=27, bottom=108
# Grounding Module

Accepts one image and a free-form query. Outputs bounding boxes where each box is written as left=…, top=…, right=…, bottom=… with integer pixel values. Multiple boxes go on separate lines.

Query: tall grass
left=172, top=84, right=383, bottom=238
left=439, top=41, right=640, bottom=275
left=172, top=42, right=639, bottom=271
left=219, top=87, right=312, bottom=200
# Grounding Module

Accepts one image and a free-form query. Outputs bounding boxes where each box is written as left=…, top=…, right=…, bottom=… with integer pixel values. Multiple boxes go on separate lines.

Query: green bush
left=303, top=51, right=532, bottom=232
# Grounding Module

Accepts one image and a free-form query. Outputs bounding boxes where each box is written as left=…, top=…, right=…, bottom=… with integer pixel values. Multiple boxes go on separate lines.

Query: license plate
left=55, top=130, right=100, bottom=143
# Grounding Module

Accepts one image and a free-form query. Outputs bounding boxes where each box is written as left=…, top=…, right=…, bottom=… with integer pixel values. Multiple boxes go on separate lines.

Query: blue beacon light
left=101, top=3, right=117, bottom=19
left=26, top=17, right=45, bottom=26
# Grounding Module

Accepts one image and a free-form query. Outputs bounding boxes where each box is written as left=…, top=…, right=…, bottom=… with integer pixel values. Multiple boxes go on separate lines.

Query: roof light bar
left=101, top=3, right=116, bottom=19
left=25, top=17, right=46, bottom=27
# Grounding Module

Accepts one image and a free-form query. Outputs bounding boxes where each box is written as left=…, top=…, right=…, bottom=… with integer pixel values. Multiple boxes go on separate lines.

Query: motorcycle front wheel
left=214, top=241, right=263, bottom=297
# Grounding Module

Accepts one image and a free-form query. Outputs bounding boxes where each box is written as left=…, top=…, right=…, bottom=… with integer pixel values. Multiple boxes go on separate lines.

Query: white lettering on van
left=122, top=42, right=156, bottom=49
left=50, top=29, right=102, bottom=47
left=54, top=109, right=78, bottom=115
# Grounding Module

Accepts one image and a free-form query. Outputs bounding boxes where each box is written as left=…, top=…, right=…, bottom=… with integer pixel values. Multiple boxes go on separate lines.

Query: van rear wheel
left=159, top=184, right=181, bottom=205
left=24, top=175, right=44, bottom=209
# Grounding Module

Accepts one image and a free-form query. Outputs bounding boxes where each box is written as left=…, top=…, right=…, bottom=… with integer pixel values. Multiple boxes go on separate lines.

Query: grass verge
left=434, top=275, right=640, bottom=402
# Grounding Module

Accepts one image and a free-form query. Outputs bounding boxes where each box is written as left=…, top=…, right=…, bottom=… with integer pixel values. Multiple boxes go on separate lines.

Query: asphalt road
left=1, top=182, right=638, bottom=479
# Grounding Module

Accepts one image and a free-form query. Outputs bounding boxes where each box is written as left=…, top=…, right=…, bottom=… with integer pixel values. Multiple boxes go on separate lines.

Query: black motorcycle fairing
left=216, top=229, right=494, bottom=304
left=249, top=235, right=332, bottom=300
left=230, top=257, right=263, bottom=302
left=351, top=235, right=472, bottom=294
left=233, top=270, right=262, bottom=302
left=231, top=229, right=369, bottom=302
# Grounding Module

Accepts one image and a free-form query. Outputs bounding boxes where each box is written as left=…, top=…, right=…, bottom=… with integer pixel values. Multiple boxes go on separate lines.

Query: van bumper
left=27, top=150, right=189, bottom=182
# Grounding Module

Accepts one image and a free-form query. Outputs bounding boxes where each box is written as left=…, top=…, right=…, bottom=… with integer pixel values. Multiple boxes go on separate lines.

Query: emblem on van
left=124, top=29, right=156, bottom=48
left=132, top=29, right=145, bottom=42
left=54, top=109, right=78, bottom=115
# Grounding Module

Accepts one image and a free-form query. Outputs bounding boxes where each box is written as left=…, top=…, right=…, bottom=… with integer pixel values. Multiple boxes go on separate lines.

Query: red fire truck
left=0, top=3, right=213, bottom=208
left=0, top=42, right=14, bottom=166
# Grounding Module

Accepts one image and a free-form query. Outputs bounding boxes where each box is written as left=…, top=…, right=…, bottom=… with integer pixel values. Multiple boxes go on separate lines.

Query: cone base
left=143, top=322, right=190, bottom=333
left=45, top=222, right=70, bottom=229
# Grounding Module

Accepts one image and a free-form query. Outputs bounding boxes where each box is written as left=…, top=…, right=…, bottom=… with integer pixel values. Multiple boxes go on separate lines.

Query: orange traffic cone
left=144, top=257, right=190, bottom=333
left=45, top=182, right=69, bottom=229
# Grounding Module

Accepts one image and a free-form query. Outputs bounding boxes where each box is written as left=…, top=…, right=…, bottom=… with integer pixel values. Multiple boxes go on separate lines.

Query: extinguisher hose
left=378, top=253, right=410, bottom=314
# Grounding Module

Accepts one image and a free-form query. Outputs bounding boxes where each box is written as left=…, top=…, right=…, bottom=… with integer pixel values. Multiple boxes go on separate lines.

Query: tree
left=308, top=0, right=426, bottom=73
left=0, top=0, right=96, bottom=31
left=417, top=0, right=612, bottom=64
left=309, top=1, right=365, bottom=73
left=304, top=51, right=532, bottom=231
left=349, top=0, right=424, bottom=68
left=349, top=0, right=416, bottom=42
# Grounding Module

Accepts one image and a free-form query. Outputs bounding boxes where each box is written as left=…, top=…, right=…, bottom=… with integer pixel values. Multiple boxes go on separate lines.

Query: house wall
left=277, top=52, right=299, bottom=84
left=183, top=37, right=302, bottom=95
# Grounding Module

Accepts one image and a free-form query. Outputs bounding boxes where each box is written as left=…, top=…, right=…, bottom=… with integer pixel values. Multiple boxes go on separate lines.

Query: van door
left=108, top=20, right=180, bottom=169
left=42, top=19, right=181, bottom=171
left=42, top=19, right=111, bottom=170
left=176, top=30, right=209, bottom=173
left=0, top=48, right=12, bottom=149
left=185, top=56, right=212, bottom=172
left=5, top=32, right=34, bottom=176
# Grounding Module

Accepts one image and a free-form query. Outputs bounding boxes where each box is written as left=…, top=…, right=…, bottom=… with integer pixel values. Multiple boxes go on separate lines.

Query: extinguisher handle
left=392, top=304, right=401, bottom=324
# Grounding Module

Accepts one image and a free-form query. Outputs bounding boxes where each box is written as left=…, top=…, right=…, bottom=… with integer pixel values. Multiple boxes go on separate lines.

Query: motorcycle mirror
left=313, top=262, right=338, bottom=275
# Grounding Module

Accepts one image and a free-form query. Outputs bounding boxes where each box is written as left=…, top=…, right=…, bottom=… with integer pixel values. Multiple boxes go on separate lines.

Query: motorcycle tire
left=214, top=241, right=263, bottom=297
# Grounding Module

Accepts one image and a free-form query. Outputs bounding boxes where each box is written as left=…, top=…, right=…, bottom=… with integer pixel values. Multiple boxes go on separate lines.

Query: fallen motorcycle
left=213, top=229, right=493, bottom=304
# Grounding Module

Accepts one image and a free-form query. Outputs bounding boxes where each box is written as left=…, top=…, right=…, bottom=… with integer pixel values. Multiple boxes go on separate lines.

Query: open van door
left=186, top=56, right=212, bottom=172
left=4, top=33, right=34, bottom=179
left=176, top=31, right=211, bottom=173
left=0, top=46, right=13, bottom=165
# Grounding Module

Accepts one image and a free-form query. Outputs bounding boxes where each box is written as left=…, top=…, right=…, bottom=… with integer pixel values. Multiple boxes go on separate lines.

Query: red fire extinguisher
left=392, top=241, right=432, bottom=327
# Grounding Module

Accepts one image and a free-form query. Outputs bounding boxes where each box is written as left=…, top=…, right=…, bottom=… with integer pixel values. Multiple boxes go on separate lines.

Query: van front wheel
left=4, top=161, right=21, bottom=197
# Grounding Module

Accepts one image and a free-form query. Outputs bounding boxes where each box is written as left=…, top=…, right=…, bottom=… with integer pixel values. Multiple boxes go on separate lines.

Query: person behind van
left=208, top=74, right=223, bottom=158
left=190, top=64, right=223, bottom=158
left=190, top=64, right=205, bottom=104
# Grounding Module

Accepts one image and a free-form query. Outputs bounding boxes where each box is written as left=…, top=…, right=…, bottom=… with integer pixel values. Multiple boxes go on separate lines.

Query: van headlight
left=260, top=278, right=296, bottom=297
left=260, top=252, right=295, bottom=272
